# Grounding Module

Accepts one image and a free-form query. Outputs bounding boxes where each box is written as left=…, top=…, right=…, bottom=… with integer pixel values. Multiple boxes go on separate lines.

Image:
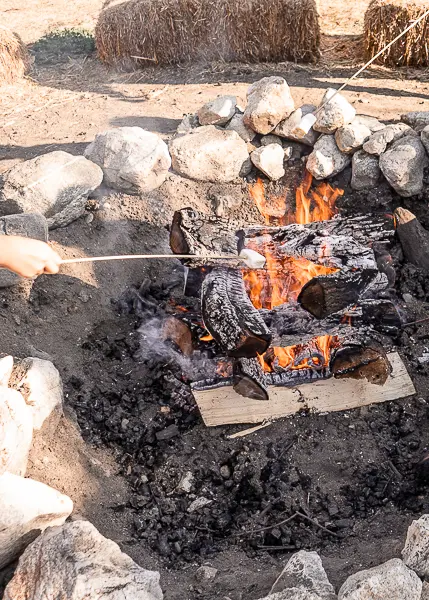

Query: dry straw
left=95, top=0, right=320, bottom=67
left=0, top=26, right=31, bottom=85
left=364, top=0, right=429, bottom=67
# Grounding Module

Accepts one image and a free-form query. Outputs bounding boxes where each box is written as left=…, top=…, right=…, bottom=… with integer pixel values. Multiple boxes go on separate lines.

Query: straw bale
left=0, top=27, right=31, bottom=85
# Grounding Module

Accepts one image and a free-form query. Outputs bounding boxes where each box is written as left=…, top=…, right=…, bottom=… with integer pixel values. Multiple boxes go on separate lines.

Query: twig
left=403, top=315, right=429, bottom=327
left=295, top=511, right=340, bottom=538
left=235, top=513, right=299, bottom=536
left=258, top=545, right=296, bottom=551
left=227, top=420, right=273, bottom=439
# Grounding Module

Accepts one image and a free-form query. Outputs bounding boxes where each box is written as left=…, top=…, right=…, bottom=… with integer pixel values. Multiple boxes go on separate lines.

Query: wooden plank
left=192, top=352, right=415, bottom=427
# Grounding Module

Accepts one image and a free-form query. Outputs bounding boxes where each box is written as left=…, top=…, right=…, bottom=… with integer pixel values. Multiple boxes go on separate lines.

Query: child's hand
left=0, top=236, right=62, bottom=278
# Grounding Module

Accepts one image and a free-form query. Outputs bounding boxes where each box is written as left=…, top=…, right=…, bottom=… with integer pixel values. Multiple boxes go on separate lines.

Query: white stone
left=225, top=113, right=256, bottom=142
left=169, top=126, right=250, bottom=183
left=379, top=136, right=428, bottom=197
left=4, top=520, right=162, bottom=600
left=306, top=135, right=351, bottom=180
left=354, top=115, right=385, bottom=132
left=335, top=120, right=372, bottom=153
left=0, top=472, right=73, bottom=569
left=314, top=89, right=356, bottom=134
left=84, top=127, right=171, bottom=194
left=176, top=471, right=194, bottom=494
left=0, top=387, right=33, bottom=476
left=274, top=104, right=319, bottom=146
left=363, top=123, right=413, bottom=155
left=12, top=357, right=63, bottom=432
left=195, top=566, right=218, bottom=581
left=351, top=150, right=381, bottom=190
left=268, top=551, right=336, bottom=599
left=0, top=355, right=13, bottom=387
left=338, top=558, right=421, bottom=600
left=402, top=514, right=429, bottom=577
left=188, top=497, right=213, bottom=512
left=0, top=152, right=103, bottom=229
left=198, top=95, right=237, bottom=126
left=244, top=77, right=295, bottom=135
left=251, top=144, right=285, bottom=181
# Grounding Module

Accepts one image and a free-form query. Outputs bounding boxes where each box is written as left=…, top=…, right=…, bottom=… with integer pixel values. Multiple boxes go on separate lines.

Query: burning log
left=395, top=207, right=429, bottom=271
left=201, top=267, right=272, bottom=358
left=330, top=336, right=390, bottom=385
left=233, top=357, right=269, bottom=401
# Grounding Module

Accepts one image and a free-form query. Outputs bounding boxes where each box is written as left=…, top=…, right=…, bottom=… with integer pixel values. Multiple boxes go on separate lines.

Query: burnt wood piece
left=201, top=267, right=272, bottom=358
left=237, top=214, right=395, bottom=252
left=395, top=207, right=429, bottom=271
left=170, top=208, right=238, bottom=266
left=233, top=358, right=269, bottom=400
left=264, top=299, right=401, bottom=346
left=330, top=334, right=390, bottom=385
left=373, top=242, right=396, bottom=287
left=266, top=367, right=329, bottom=387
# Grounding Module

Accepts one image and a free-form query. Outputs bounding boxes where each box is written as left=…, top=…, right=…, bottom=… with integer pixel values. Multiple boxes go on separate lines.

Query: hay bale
left=0, top=26, right=31, bottom=85
left=364, top=0, right=429, bottom=67
left=95, top=0, right=320, bottom=67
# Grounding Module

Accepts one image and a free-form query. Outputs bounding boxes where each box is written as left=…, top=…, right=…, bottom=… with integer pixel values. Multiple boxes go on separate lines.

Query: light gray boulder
left=421, top=125, right=429, bottom=155
left=244, top=77, right=295, bottom=135
left=314, top=89, right=356, bottom=134
left=351, top=150, right=382, bottom=190
left=0, top=472, right=73, bottom=569
left=0, top=356, right=13, bottom=387
left=198, top=95, right=237, bottom=126
left=338, top=558, right=421, bottom=600
left=251, top=144, right=285, bottom=181
left=379, top=135, right=428, bottom=197
left=169, top=125, right=250, bottom=182
left=335, top=120, right=372, bottom=153
left=177, top=114, right=199, bottom=135
left=4, top=520, right=163, bottom=600
left=402, top=111, right=429, bottom=132
left=363, top=123, right=413, bottom=155
left=84, top=127, right=171, bottom=194
left=225, top=113, right=256, bottom=142
left=0, top=387, right=33, bottom=477
left=422, top=581, right=429, bottom=600
left=402, top=514, right=429, bottom=577
left=267, top=551, right=336, bottom=599
left=306, top=135, right=351, bottom=179
left=354, top=115, right=385, bottom=132
left=274, top=104, right=319, bottom=146
left=0, top=213, right=48, bottom=287
left=0, top=151, right=102, bottom=228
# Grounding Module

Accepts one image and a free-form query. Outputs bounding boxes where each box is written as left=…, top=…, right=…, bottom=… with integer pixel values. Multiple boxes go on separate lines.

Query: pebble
left=195, top=566, right=218, bottom=582
left=187, top=497, right=213, bottom=513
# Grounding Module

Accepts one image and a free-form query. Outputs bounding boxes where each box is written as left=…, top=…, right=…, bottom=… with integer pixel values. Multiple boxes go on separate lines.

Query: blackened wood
left=201, top=267, right=272, bottom=358
left=233, top=358, right=269, bottom=401
left=266, top=368, right=329, bottom=387
left=237, top=214, right=395, bottom=252
left=330, top=336, right=390, bottom=386
left=373, top=242, right=396, bottom=287
left=395, top=207, right=429, bottom=271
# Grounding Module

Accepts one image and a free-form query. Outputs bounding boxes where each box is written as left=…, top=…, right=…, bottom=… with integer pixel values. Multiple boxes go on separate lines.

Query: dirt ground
left=2, top=0, right=429, bottom=598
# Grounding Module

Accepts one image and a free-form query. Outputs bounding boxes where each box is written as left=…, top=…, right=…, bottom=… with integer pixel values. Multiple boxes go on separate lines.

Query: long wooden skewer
left=61, top=254, right=237, bottom=264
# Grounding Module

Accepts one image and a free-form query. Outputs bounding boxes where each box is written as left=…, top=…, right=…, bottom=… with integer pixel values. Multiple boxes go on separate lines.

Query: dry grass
left=364, top=0, right=429, bottom=66
left=0, top=26, right=31, bottom=85
left=95, top=0, right=320, bottom=67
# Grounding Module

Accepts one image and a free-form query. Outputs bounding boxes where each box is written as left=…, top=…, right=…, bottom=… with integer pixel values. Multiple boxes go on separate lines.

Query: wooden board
left=192, top=352, right=415, bottom=426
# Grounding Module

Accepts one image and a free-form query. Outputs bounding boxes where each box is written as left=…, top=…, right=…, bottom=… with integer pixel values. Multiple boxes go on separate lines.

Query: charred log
left=201, top=267, right=272, bottom=358
left=330, top=336, right=390, bottom=385
left=233, top=357, right=269, bottom=400
left=395, top=207, right=429, bottom=271
left=266, top=368, right=329, bottom=387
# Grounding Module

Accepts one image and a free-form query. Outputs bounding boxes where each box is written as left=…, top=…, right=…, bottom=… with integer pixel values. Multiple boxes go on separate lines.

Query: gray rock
left=195, top=566, right=218, bottom=582
left=198, top=95, right=236, bottom=126
left=402, top=111, right=429, bottom=132
left=260, top=134, right=283, bottom=146
left=85, top=127, right=171, bottom=194
left=274, top=104, right=319, bottom=146
left=363, top=123, right=413, bottom=155
left=188, top=497, right=213, bottom=513
left=402, top=514, right=429, bottom=577
left=421, top=125, right=429, bottom=155
left=169, top=126, right=249, bottom=183
left=4, top=520, right=162, bottom=600
left=422, top=582, right=429, bottom=600
left=244, top=77, right=295, bottom=135
left=379, top=135, right=428, bottom=197
left=338, top=558, right=421, bottom=600
left=176, top=471, right=194, bottom=494
left=306, top=135, right=351, bottom=180
left=351, top=150, right=382, bottom=190
left=314, top=89, right=356, bottom=134
left=335, top=120, right=372, bottom=153
left=0, top=212, right=48, bottom=287
left=12, top=357, right=63, bottom=433
left=354, top=115, right=385, bottom=132
left=0, top=472, right=73, bottom=569
left=211, top=194, right=241, bottom=217
left=0, top=388, right=33, bottom=476
left=177, top=114, right=199, bottom=134
left=268, top=551, right=336, bottom=599
left=0, top=151, right=102, bottom=229
left=225, top=113, right=256, bottom=142
left=251, top=144, right=285, bottom=181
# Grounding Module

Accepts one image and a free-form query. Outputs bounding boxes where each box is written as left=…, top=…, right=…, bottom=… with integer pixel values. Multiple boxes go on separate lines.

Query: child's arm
left=0, top=236, right=62, bottom=278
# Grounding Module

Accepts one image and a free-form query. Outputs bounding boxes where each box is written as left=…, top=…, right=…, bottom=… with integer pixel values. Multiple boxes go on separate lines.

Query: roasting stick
left=293, top=7, right=429, bottom=137
left=60, top=248, right=266, bottom=269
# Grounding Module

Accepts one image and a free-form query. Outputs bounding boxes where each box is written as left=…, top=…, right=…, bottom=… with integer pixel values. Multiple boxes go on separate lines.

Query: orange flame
left=246, top=171, right=344, bottom=373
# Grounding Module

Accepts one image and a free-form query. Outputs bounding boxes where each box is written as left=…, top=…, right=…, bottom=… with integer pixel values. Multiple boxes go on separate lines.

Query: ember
left=258, top=335, right=341, bottom=373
